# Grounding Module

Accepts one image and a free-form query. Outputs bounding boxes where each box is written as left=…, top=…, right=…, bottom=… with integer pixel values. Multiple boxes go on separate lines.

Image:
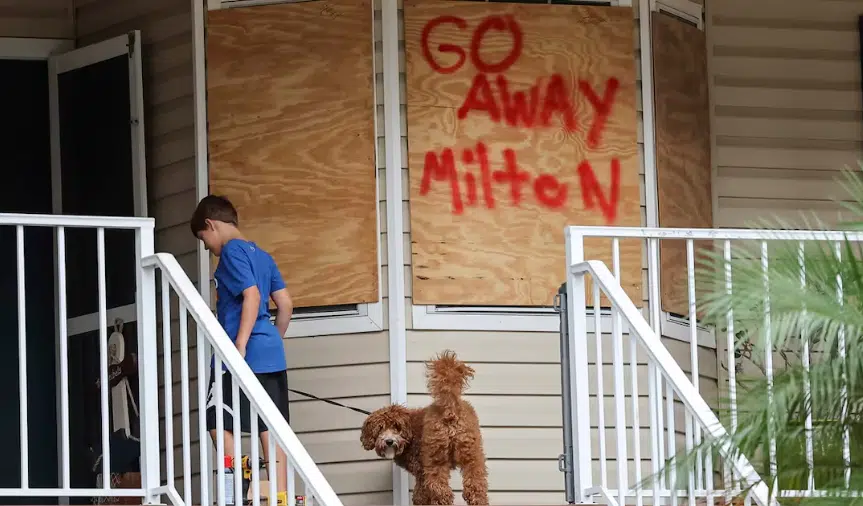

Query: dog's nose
left=385, top=438, right=394, bottom=446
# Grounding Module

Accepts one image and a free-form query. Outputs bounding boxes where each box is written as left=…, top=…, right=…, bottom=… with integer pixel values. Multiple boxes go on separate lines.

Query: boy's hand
left=236, top=342, right=247, bottom=358
left=271, top=288, right=293, bottom=339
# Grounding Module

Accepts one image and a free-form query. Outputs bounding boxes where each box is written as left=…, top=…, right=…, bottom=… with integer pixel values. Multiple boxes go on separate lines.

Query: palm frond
left=646, top=165, right=863, bottom=504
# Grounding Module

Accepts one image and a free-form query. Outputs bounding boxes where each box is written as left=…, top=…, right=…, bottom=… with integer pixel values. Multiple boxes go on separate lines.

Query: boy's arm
left=235, top=285, right=261, bottom=357
left=271, top=288, right=293, bottom=337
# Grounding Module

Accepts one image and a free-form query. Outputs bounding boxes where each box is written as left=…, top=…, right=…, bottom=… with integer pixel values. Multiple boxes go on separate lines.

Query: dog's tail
left=426, top=350, right=474, bottom=415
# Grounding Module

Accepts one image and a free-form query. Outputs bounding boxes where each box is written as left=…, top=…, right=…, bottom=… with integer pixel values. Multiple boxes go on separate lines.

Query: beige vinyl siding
left=710, top=0, right=863, bottom=228
left=191, top=1, right=394, bottom=504
left=0, top=0, right=73, bottom=38
left=399, top=0, right=718, bottom=502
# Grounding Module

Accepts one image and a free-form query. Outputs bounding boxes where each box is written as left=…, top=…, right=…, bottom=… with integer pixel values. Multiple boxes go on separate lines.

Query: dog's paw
left=462, top=490, right=489, bottom=506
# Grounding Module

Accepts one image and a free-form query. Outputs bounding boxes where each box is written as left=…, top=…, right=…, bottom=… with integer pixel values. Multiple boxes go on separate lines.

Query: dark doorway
left=0, top=59, right=59, bottom=504
left=0, top=35, right=143, bottom=506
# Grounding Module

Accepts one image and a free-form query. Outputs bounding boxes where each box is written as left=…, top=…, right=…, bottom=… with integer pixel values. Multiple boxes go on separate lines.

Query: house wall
left=19, top=0, right=863, bottom=500
left=0, top=0, right=73, bottom=38
left=710, top=0, right=863, bottom=227
left=0, top=0, right=727, bottom=502
left=397, top=0, right=717, bottom=503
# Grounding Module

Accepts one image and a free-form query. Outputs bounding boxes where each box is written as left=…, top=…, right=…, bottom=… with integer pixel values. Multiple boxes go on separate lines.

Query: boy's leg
left=260, top=431, right=289, bottom=503
left=208, top=429, right=237, bottom=458
left=209, top=368, right=257, bottom=504
left=206, top=367, right=243, bottom=463
left=256, top=370, right=291, bottom=506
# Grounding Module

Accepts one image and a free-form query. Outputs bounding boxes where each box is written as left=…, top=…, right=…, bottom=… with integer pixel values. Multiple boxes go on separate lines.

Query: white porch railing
left=563, top=226, right=863, bottom=506
left=0, top=213, right=340, bottom=506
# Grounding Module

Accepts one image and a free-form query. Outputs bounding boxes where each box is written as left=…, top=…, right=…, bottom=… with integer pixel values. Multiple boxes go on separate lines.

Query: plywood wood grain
left=206, top=0, right=378, bottom=308
left=653, top=12, right=713, bottom=316
left=405, top=0, right=641, bottom=306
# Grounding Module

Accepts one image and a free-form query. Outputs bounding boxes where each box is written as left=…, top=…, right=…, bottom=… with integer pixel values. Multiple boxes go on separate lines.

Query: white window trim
left=412, top=304, right=563, bottom=333
left=195, top=0, right=385, bottom=339
left=661, top=312, right=716, bottom=349
left=281, top=299, right=384, bottom=338
left=412, top=303, right=715, bottom=347
left=479, top=0, right=632, bottom=6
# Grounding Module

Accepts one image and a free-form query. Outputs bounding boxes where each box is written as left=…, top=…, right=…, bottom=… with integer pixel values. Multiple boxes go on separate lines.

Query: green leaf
left=647, top=164, right=863, bottom=504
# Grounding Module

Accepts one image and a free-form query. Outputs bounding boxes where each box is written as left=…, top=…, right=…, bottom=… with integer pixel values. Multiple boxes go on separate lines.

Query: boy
left=191, top=195, right=293, bottom=506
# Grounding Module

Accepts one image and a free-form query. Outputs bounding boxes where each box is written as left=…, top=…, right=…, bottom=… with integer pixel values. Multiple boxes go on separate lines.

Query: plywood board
left=653, top=12, right=713, bottom=316
left=405, top=0, right=641, bottom=306
left=206, top=0, right=378, bottom=308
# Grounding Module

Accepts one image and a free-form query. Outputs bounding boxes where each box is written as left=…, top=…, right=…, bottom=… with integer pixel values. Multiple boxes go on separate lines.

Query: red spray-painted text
left=417, top=14, right=623, bottom=221
left=419, top=142, right=621, bottom=224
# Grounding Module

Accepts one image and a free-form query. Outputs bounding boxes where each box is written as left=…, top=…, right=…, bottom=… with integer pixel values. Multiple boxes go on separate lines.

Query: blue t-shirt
left=213, top=239, right=288, bottom=374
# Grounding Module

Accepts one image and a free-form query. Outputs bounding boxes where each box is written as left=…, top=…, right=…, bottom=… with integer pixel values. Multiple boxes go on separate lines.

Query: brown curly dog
left=360, top=350, right=489, bottom=505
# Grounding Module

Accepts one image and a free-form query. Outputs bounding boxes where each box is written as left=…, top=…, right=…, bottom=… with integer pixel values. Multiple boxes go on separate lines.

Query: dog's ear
left=401, top=421, right=414, bottom=442
left=394, top=408, right=413, bottom=441
left=461, top=362, right=476, bottom=380
left=360, top=416, right=379, bottom=451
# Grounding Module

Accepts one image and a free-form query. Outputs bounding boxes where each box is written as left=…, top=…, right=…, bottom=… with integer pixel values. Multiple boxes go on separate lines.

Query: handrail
left=0, top=212, right=154, bottom=229
left=564, top=225, right=863, bottom=242
left=142, top=253, right=343, bottom=506
left=570, top=259, right=773, bottom=506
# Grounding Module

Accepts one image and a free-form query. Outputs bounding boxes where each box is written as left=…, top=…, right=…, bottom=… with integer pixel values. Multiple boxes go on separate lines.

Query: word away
left=419, top=142, right=621, bottom=224
left=420, top=14, right=620, bottom=147
left=458, top=74, right=619, bottom=149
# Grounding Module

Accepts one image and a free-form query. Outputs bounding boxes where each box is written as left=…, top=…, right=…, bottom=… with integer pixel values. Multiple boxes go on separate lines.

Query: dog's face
left=360, top=405, right=413, bottom=460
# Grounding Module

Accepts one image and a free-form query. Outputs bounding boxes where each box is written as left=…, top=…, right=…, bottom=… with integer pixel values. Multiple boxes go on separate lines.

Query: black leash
left=288, top=388, right=371, bottom=415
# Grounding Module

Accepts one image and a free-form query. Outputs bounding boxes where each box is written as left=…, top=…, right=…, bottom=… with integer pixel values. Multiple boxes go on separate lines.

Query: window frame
left=406, top=0, right=628, bottom=333
left=408, top=0, right=709, bottom=342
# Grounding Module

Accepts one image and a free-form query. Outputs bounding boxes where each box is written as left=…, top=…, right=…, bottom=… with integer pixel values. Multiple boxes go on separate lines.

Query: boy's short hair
left=190, top=195, right=239, bottom=237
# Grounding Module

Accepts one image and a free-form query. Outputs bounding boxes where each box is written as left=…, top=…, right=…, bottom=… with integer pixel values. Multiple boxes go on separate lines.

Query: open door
left=48, top=31, right=146, bottom=496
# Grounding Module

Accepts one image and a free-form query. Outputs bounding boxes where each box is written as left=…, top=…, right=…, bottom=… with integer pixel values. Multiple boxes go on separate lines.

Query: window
left=204, top=1, right=383, bottom=338
left=404, top=0, right=641, bottom=331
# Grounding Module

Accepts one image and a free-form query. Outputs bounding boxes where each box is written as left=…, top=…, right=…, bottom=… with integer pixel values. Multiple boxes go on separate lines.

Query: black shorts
left=205, top=368, right=290, bottom=434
